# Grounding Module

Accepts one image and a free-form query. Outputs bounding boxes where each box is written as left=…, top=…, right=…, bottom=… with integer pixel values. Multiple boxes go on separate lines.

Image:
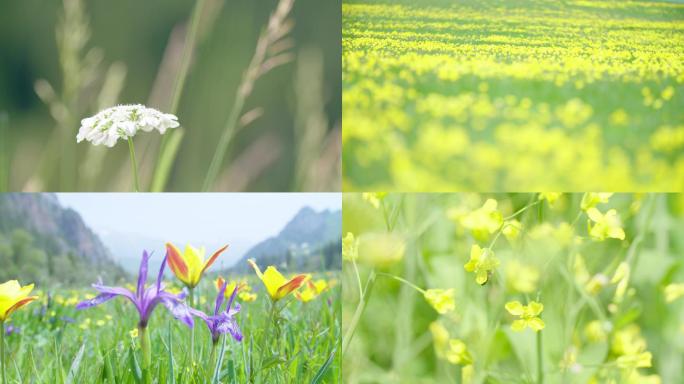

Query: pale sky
left=56, top=193, right=341, bottom=268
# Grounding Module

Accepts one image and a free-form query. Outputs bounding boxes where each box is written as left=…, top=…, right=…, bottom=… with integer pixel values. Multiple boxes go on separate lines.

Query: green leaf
left=167, top=322, right=176, bottom=384
left=310, top=348, right=337, bottom=384
left=66, top=342, right=86, bottom=384
left=128, top=346, right=142, bottom=384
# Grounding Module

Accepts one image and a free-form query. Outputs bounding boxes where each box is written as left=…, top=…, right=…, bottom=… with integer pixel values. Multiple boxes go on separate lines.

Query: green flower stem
left=209, top=340, right=218, bottom=380
left=376, top=272, right=425, bottom=295
left=189, top=287, right=195, bottom=366
left=127, top=137, right=141, bottom=192
left=139, top=325, right=151, bottom=384
left=536, top=329, right=543, bottom=384
left=503, top=200, right=541, bottom=221
left=1, top=321, right=6, bottom=384
left=342, top=269, right=376, bottom=356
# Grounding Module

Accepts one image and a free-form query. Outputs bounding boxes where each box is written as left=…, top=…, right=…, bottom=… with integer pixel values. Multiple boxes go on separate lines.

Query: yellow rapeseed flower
left=505, top=260, right=539, bottom=293
left=464, top=244, right=499, bottom=285
left=505, top=300, right=545, bottom=332
left=342, top=232, right=358, bottom=262
left=460, top=199, right=503, bottom=240
left=423, top=289, right=455, bottom=314
left=587, top=208, right=625, bottom=240
left=665, top=283, right=684, bottom=303
left=580, top=193, right=613, bottom=211
left=362, top=192, right=387, bottom=208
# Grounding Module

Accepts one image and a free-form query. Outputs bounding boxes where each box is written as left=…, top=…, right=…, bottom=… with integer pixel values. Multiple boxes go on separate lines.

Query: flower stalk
left=139, top=324, right=152, bottom=384
left=1, top=321, right=6, bottom=384
left=127, top=137, right=140, bottom=192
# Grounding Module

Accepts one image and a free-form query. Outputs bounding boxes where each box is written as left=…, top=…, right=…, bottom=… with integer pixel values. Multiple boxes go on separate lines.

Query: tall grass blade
left=310, top=348, right=336, bottom=384
left=65, top=342, right=85, bottom=384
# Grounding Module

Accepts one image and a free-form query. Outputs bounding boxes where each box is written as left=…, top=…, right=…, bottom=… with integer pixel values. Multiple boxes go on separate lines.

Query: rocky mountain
left=0, top=193, right=127, bottom=285
left=230, top=207, right=342, bottom=273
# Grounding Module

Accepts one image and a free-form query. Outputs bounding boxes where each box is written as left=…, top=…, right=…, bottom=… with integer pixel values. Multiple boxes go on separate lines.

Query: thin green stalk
left=209, top=340, right=218, bottom=381
left=342, top=269, right=376, bottom=356
left=1, top=321, right=6, bottom=384
left=139, top=325, right=151, bottom=384
left=503, top=200, right=541, bottom=221
left=376, top=272, right=425, bottom=295
left=151, top=0, right=207, bottom=192
left=127, top=137, right=140, bottom=192
left=202, top=95, right=245, bottom=191
left=189, top=287, right=195, bottom=365
left=258, top=300, right=279, bottom=379
left=536, top=329, right=543, bottom=384
left=212, top=335, right=227, bottom=384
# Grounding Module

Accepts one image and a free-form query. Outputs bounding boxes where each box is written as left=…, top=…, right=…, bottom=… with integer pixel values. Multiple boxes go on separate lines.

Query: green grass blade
left=167, top=322, right=176, bottom=384
left=65, top=342, right=86, bottom=384
left=310, top=348, right=336, bottom=384
left=128, top=346, right=142, bottom=384
left=150, top=128, right=184, bottom=192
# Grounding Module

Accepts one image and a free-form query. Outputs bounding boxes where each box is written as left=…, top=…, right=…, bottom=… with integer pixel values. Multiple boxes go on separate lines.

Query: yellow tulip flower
left=166, top=243, right=229, bottom=288
left=247, top=259, right=307, bottom=301
left=215, top=276, right=246, bottom=297
left=0, top=280, right=39, bottom=321
left=295, top=279, right=329, bottom=302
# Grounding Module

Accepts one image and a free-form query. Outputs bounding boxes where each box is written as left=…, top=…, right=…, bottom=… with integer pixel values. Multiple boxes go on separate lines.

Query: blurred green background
left=0, top=0, right=341, bottom=191
left=343, top=193, right=684, bottom=383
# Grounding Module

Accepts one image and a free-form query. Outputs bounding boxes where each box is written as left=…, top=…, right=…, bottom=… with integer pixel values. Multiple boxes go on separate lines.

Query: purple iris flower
left=190, top=281, right=242, bottom=344
left=76, top=250, right=194, bottom=329
left=4, top=325, right=19, bottom=336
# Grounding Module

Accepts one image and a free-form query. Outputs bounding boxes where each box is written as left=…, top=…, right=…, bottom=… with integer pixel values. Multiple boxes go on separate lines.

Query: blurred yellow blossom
left=239, top=292, right=257, bottom=302
left=502, top=220, right=522, bottom=242
left=587, top=208, right=625, bottom=240
left=362, top=192, right=387, bottom=209
left=505, top=260, right=539, bottom=293
left=445, top=339, right=473, bottom=365
left=464, top=244, right=499, bottom=285
left=505, top=300, right=545, bottom=332
left=539, top=192, right=562, bottom=205
left=423, top=289, right=455, bottom=314
left=584, top=320, right=609, bottom=343
left=459, top=199, right=503, bottom=240
left=429, top=321, right=450, bottom=359
left=581, top=193, right=613, bottom=211
left=611, top=262, right=631, bottom=303
left=342, top=232, right=358, bottom=262
left=664, top=283, right=684, bottom=303
left=616, top=352, right=652, bottom=370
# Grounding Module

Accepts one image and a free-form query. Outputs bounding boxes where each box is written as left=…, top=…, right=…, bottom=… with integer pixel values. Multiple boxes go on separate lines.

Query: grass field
left=343, top=193, right=684, bottom=383
left=342, top=0, right=684, bottom=191
left=1, top=272, right=340, bottom=383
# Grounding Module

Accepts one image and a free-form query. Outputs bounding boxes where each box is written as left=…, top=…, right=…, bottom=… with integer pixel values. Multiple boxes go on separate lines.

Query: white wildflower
left=76, top=104, right=179, bottom=147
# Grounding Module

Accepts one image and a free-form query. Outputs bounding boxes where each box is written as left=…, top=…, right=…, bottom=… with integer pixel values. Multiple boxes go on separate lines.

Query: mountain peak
left=232, top=206, right=341, bottom=272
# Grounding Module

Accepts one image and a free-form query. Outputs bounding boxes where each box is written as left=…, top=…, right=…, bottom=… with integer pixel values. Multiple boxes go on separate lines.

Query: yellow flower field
left=343, top=0, right=684, bottom=191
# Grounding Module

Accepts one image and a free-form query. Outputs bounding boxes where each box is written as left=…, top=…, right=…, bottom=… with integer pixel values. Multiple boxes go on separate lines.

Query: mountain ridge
left=0, top=193, right=127, bottom=285
left=229, top=206, right=341, bottom=273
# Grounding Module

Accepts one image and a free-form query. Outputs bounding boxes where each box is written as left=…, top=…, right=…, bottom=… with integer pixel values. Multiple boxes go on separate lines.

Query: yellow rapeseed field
left=343, top=0, right=684, bottom=191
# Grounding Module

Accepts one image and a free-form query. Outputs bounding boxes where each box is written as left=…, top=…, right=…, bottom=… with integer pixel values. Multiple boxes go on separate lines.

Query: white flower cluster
left=76, top=104, right=179, bottom=147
